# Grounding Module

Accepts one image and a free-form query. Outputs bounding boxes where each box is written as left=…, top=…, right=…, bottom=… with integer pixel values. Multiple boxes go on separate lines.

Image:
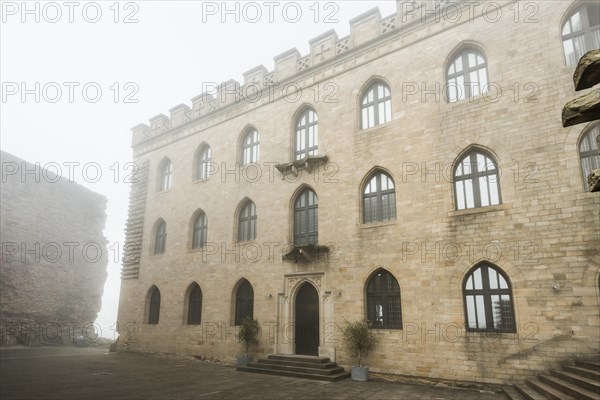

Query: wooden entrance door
left=295, top=283, right=319, bottom=356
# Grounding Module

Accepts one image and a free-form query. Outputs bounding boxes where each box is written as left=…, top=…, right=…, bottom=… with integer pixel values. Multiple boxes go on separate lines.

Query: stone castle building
left=1, top=151, right=108, bottom=345
left=117, top=0, right=600, bottom=384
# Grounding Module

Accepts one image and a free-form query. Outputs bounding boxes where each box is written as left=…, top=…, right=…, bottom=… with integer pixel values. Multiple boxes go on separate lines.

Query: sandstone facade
left=117, top=1, right=600, bottom=384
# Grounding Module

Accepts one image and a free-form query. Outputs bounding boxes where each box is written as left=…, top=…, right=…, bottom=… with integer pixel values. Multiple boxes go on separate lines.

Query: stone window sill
left=450, top=203, right=507, bottom=217
left=361, top=220, right=397, bottom=229
left=358, top=120, right=392, bottom=134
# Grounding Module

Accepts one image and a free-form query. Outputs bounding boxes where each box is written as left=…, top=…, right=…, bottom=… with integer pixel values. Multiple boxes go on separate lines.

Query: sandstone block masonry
left=1, top=151, right=108, bottom=346
left=117, top=0, right=600, bottom=385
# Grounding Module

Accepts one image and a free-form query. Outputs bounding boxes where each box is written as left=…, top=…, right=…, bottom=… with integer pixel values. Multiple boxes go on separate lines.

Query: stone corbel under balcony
left=562, top=88, right=600, bottom=127
left=283, top=244, right=330, bottom=263
left=275, top=155, right=329, bottom=180
left=563, top=49, right=600, bottom=128
left=574, top=49, right=600, bottom=91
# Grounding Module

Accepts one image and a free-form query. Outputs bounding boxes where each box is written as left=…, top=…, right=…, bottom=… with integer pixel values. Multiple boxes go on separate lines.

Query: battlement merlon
left=129, top=1, right=447, bottom=145
left=217, top=79, right=241, bottom=107
left=350, top=8, right=381, bottom=47
left=191, top=92, right=214, bottom=120
left=274, top=48, right=301, bottom=82
left=131, top=123, right=149, bottom=147
left=309, top=30, right=338, bottom=64
left=243, top=65, right=268, bottom=86
left=169, top=104, right=191, bottom=129
left=149, top=114, right=169, bottom=131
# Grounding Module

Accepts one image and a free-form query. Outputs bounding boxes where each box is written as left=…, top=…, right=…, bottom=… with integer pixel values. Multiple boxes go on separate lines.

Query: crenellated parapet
left=130, top=0, right=460, bottom=146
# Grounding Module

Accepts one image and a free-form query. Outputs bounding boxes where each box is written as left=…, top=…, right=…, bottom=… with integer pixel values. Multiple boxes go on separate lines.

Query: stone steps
left=563, top=366, right=600, bottom=382
left=527, top=377, right=577, bottom=400
left=503, top=359, right=600, bottom=400
left=508, top=383, right=548, bottom=400
left=252, top=358, right=339, bottom=370
left=237, top=354, right=350, bottom=382
left=550, top=370, right=600, bottom=393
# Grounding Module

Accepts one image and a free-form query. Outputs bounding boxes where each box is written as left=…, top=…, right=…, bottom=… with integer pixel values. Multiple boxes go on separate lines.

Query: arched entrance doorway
left=295, top=282, right=319, bottom=356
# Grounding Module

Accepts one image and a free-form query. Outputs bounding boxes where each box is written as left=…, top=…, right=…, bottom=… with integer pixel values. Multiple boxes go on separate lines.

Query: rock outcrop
left=0, top=151, right=108, bottom=345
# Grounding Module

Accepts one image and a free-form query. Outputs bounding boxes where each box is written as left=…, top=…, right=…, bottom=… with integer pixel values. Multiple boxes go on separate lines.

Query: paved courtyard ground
left=0, top=346, right=506, bottom=399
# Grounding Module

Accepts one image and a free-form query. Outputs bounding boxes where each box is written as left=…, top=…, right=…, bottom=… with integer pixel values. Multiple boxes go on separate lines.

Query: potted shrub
left=236, top=316, right=260, bottom=367
left=341, top=320, right=378, bottom=381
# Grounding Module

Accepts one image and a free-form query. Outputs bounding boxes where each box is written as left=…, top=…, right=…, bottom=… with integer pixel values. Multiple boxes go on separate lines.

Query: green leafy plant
left=238, top=316, right=260, bottom=355
left=341, top=320, right=378, bottom=367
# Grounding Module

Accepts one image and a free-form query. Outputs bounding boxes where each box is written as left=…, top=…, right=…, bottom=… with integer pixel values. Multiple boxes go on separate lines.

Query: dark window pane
left=196, top=146, right=212, bottom=181
left=294, top=189, right=318, bottom=246
left=242, top=130, right=259, bottom=165
left=296, top=109, right=318, bottom=160
left=192, top=213, right=207, bottom=249
left=154, top=221, right=167, bottom=255
left=454, top=151, right=501, bottom=210
left=463, top=264, right=515, bottom=332
left=361, top=83, right=392, bottom=129
left=238, top=201, right=257, bottom=242
left=446, top=50, right=488, bottom=102
left=562, top=6, right=600, bottom=66
left=187, top=284, right=202, bottom=325
left=148, top=287, right=160, bottom=324
left=366, top=270, right=402, bottom=329
left=363, top=172, right=396, bottom=223
left=579, top=125, right=600, bottom=191
left=159, top=159, right=172, bottom=191
left=235, top=280, right=254, bottom=325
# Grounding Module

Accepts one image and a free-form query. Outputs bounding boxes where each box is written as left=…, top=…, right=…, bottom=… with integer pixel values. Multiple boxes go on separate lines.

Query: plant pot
left=236, top=354, right=252, bottom=367
left=351, top=366, right=369, bottom=381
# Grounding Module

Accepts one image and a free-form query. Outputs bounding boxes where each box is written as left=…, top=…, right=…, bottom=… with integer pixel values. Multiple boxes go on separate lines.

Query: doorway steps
left=502, top=360, right=600, bottom=400
left=237, top=354, right=350, bottom=382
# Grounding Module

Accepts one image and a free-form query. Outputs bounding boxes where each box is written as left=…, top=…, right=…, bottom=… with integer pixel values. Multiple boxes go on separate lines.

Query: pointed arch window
left=195, top=145, right=212, bottom=181
left=154, top=220, right=167, bottom=255
left=446, top=49, right=488, bottom=102
left=238, top=201, right=257, bottom=242
left=235, top=279, right=254, bottom=325
left=579, top=124, right=600, bottom=191
left=296, top=109, right=318, bottom=160
left=361, top=82, right=392, bottom=129
left=363, top=172, right=396, bottom=223
left=158, top=159, right=172, bottom=191
left=562, top=4, right=600, bottom=67
left=366, top=269, right=402, bottom=329
left=148, top=286, right=161, bottom=324
left=454, top=150, right=501, bottom=210
left=186, top=283, right=202, bottom=325
left=294, top=188, right=318, bottom=246
left=242, top=129, right=259, bottom=165
left=463, top=263, right=515, bottom=332
left=192, top=212, right=208, bottom=249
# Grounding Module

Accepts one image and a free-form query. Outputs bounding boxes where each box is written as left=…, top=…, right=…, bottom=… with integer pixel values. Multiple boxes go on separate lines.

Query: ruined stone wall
left=1, top=151, right=108, bottom=345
